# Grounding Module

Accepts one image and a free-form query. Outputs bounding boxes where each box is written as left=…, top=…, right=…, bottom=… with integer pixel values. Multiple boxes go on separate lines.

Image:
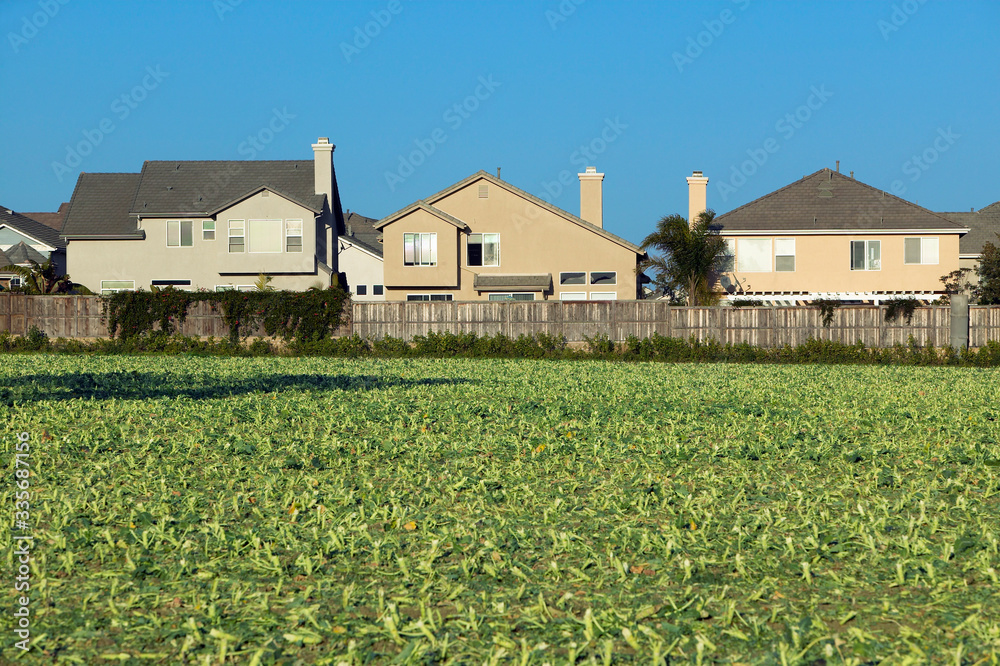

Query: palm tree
left=638, top=210, right=727, bottom=306
left=1, top=259, right=91, bottom=294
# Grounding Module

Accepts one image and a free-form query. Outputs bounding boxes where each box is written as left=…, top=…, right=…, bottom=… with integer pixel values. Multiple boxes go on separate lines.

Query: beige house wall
left=67, top=191, right=329, bottom=293
left=381, top=177, right=640, bottom=301
left=720, top=232, right=961, bottom=294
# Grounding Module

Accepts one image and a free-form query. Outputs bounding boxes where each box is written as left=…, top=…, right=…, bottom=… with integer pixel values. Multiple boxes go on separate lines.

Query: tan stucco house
left=374, top=169, right=646, bottom=302
left=705, top=168, right=970, bottom=304
left=60, top=138, right=344, bottom=294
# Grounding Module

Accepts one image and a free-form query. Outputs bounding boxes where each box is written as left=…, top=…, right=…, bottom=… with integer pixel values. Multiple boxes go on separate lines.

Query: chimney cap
left=692, top=170, right=703, bottom=177
left=316, top=137, right=329, bottom=144
left=585, top=166, right=597, bottom=173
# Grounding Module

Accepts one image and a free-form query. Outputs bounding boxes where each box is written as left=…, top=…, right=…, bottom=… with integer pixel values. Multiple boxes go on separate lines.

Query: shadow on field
left=0, top=372, right=473, bottom=403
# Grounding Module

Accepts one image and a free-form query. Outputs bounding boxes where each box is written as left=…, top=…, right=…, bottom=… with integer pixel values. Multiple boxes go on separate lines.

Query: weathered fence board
left=3, top=295, right=1000, bottom=349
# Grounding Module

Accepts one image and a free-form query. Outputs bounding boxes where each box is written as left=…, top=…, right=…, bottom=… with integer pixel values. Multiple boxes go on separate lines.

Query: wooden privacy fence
left=353, top=301, right=1000, bottom=348
left=4, top=294, right=1000, bottom=348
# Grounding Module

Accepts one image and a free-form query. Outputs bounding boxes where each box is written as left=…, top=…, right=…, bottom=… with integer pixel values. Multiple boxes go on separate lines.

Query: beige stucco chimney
left=579, top=167, right=604, bottom=228
left=312, top=137, right=335, bottom=202
left=686, top=170, right=709, bottom=227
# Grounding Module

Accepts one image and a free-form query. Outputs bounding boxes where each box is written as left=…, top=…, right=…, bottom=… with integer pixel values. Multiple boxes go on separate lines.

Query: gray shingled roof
left=0, top=206, right=65, bottom=248
left=130, top=161, right=325, bottom=216
left=715, top=169, right=968, bottom=232
left=473, top=274, right=552, bottom=290
left=940, top=204, right=1000, bottom=256
left=0, top=248, right=12, bottom=269
left=4, top=241, right=48, bottom=264
left=342, top=211, right=383, bottom=258
left=62, top=173, right=143, bottom=238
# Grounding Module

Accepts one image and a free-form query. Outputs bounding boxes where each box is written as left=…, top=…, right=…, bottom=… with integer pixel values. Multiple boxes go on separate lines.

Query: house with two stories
left=702, top=168, right=970, bottom=304
left=0, top=207, right=67, bottom=289
left=940, top=202, right=1000, bottom=285
left=374, top=168, right=646, bottom=301
left=60, top=138, right=345, bottom=294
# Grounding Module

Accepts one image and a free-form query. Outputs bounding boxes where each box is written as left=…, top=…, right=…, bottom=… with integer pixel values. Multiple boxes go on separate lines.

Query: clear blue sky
left=2, top=0, right=997, bottom=245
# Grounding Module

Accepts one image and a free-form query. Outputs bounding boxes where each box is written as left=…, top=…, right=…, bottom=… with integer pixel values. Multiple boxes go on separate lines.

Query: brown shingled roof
left=715, top=169, right=968, bottom=233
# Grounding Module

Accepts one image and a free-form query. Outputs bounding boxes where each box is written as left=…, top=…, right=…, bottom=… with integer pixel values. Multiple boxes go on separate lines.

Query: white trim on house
left=559, top=291, right=587, bottom=300
left=0, top=224, right=57, bottom=252
left=720, top=228, right=968, bottom=236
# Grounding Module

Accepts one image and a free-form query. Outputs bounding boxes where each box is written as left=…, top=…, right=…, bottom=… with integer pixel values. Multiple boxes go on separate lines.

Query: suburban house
left=339, top=211, right=385, bottom=301
left=60, top=138, right=344, bottom=294
left=374, top=169, right=646, bottom=302
left=0, top=207, right=67, bottom=288
left=940, top=202, right=1000, bottom=284
left=706, top=168, right=970, bottom=304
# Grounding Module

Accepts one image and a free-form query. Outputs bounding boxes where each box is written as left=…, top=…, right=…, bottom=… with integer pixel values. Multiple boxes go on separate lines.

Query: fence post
left=950, top=294, right=969, bottom=349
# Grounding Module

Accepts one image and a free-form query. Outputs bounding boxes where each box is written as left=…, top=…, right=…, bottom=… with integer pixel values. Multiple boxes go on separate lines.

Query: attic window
left=478, top=183, right=488, bottom=199
left=261, top=191, right=269, bottom=198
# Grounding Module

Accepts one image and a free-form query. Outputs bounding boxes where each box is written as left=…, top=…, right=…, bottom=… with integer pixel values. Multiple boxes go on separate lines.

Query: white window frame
left=721, top=238, right=736, bottom=272
left=101, top=279, right=135, bottom=295
left=487, top=292, right=535, bottom=301
left=167, top=220, right=193, bottom=247
left=559, top=271, right=587, bottom=286
left=850, top=240, right=881, bottom=271
left=559, top=291, right=587, bottom=300
left=904, top=237, right=939, bottom=265
left=589, top=292, right=617, bottom=300
left=590, top=271, right=617, bottom=286
left=403, top=232, right=437, bottom=267
left=467, top=232, right=500, bottom=267
left=355, top=284, right=368, bottom=296
left=736, top=238, right=772, bottom=272
left=237, top=285, right=256, bottom=292
left=286, top=219, right=303, bottom=253
left=775, top=238, right=795, bottom=272
left=202, top=220, right=216, bottom=241
left=10, top=276, right=23, bottom=288
left=228, top=220, right=245, bottom=253
left=373, top=285, right=384, bottom=296
left=248, top=219, right=282, bottom=254
left=215, top=285, right=234, bottom=292
left=406, top=293, right=453, bottom=301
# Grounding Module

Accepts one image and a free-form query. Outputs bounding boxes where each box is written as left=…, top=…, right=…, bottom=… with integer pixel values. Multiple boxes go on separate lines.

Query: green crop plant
left=1, top=357, right=999, bottom=663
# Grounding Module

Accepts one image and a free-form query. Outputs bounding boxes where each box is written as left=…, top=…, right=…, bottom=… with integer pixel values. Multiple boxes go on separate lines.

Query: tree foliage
left=1, top=259, right=91, bottom=294
left=638, top=210, right=727, bottom=306
left=974, top=239, right=1000, bottom=305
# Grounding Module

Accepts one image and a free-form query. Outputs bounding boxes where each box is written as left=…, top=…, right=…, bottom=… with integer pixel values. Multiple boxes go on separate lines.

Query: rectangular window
left=560, top=271, right=586, bottom=285
left=589, top=292, right=617, bottom=300
left=356, top=285, right=367, bottom=296
left=590, top=271, right=617, bottom=285
left=10, top=277, right=22, bottom=288
left=203, top=221, right=216, bottom=241
left=904, top=237, right=939, bottom=265
left=215, top=285, right=234, bottom=292
left=403, top=232, right=437, bottom=266
left=237, top=285, right=256, bottom=292
left=468, top=233, right=500, bottom=266
left=229, top=220, right=245, bottom=253
left=478, top=183, right=488, bottom=198
left=559, top=292, right=587, bottom=301
left=406, top=293, right=453, bottom=301
left=248, top=219, right=282, bottom=253
left=373, top=285, right=384, bottom=296
left=737, top=238, right=771, bottom=272
left=775, top=238, right=795, bottom=272
left=488, top=293, right=535, bottom=301
left=851, top=240, right=881, bottom=271
left=721, top=239, right=736, bottom=272
left=100, top=280, right=135, bottom=295
left=167, top=220, right=192, bottom=247
left=151, top=280, right=192, bottom=287
left=286, top=219, right=303, bottom=253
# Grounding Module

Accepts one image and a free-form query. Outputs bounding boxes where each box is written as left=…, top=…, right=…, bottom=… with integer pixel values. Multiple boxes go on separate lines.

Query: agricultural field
left=2, top=356, right=1000, bottom=664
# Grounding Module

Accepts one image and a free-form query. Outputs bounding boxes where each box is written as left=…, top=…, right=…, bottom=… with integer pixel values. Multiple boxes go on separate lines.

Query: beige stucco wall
left=67, top=191, right=330, bottom=293
left=381, top=178, right=640, bottom=301
left=719, top=233, right=961, bottom=294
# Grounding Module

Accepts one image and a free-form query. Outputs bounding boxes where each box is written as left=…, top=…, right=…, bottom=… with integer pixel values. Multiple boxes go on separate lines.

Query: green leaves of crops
left=2, top=357, right=999, bottom=663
